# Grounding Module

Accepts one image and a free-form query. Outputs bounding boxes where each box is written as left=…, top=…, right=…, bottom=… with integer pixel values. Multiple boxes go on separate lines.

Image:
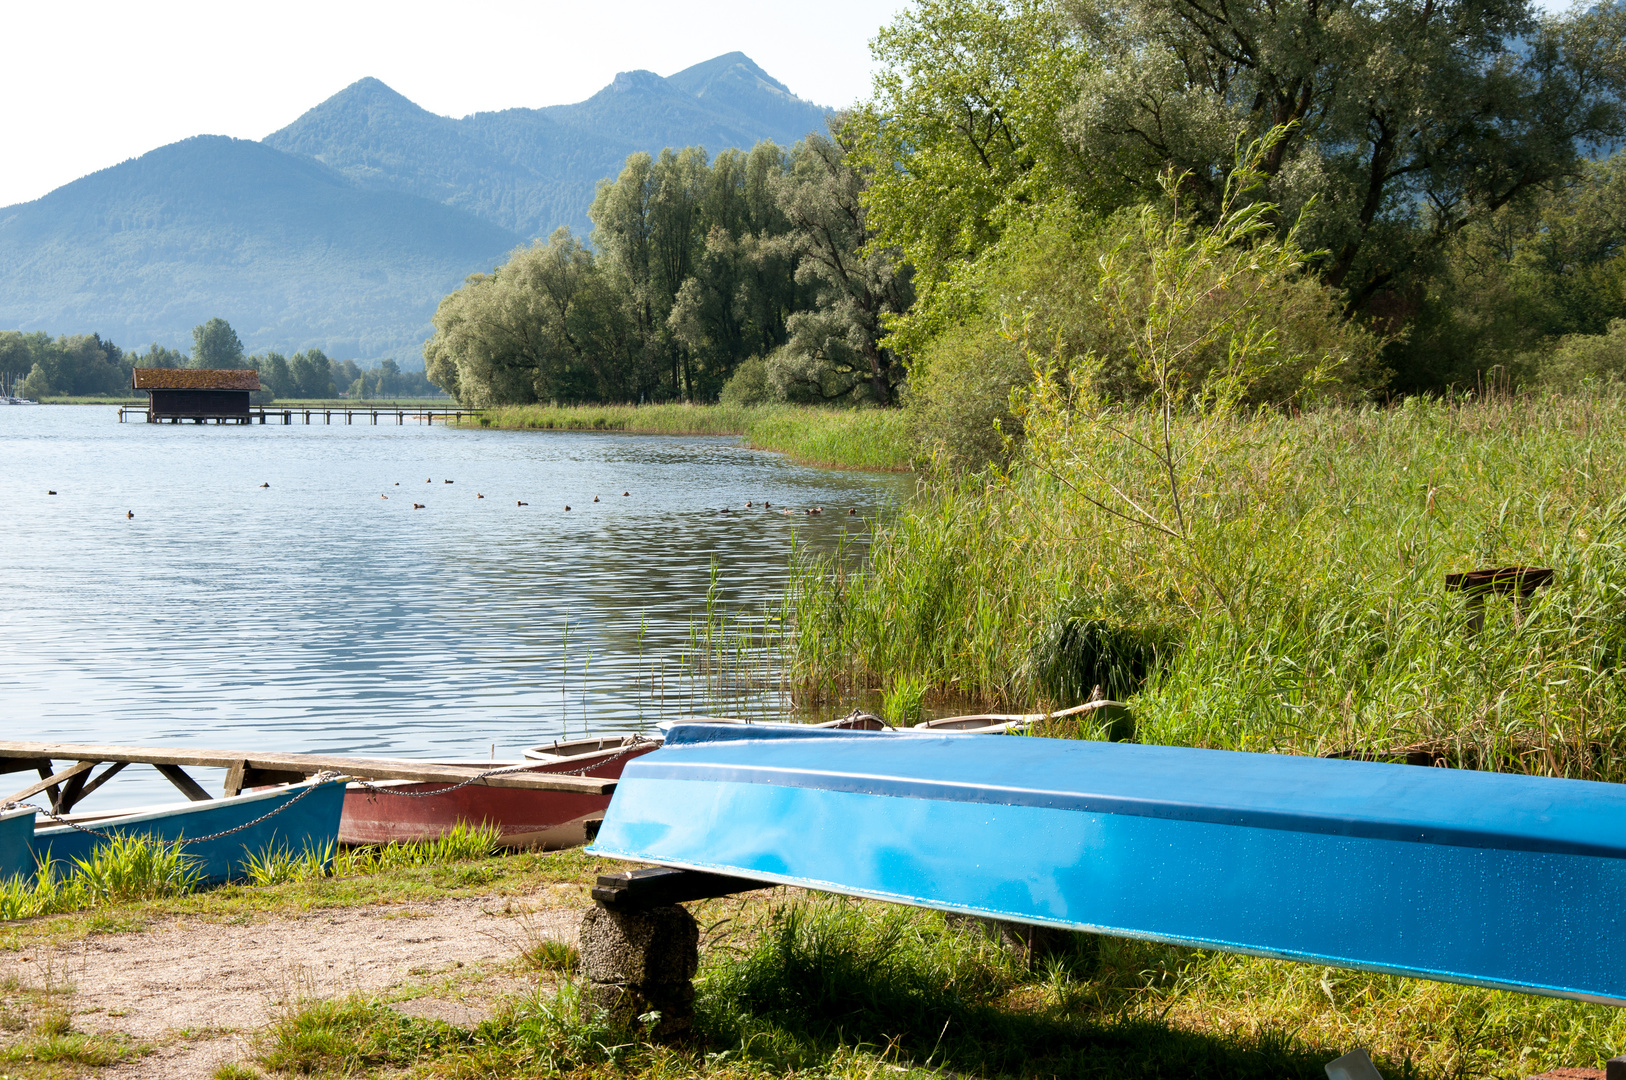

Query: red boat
left=338, top=735, right=660, bottom=849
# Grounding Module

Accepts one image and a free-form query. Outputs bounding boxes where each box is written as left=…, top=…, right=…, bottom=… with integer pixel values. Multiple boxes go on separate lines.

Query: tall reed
left=790, top=392, right=1626, bottom=779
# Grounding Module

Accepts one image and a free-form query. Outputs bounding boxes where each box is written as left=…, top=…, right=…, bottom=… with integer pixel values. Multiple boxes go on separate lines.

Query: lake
left=0, top=406, right=910, bottom=809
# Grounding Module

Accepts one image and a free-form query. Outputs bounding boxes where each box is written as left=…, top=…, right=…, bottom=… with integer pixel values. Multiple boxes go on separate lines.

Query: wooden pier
left=0, top=740, right=611, bottom=815
left=117, top=405, right=483, bottom=426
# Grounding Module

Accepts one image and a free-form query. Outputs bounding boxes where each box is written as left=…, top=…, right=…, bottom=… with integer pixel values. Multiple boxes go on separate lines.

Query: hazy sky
left=0, top=0, right=909, bottom=210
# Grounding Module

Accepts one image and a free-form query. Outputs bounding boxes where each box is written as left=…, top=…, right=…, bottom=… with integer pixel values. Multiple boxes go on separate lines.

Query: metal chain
left=4, top=771, right=343, bottom=846
left=350, top=737, right=654, bottom=798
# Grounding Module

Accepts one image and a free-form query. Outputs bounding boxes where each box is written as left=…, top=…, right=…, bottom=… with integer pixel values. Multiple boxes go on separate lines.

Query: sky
left=0, top=0, right=909, bottom=210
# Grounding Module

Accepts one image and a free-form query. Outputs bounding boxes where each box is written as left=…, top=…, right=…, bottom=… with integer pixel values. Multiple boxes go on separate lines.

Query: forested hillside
left=0, top=53, right=830, bottom=365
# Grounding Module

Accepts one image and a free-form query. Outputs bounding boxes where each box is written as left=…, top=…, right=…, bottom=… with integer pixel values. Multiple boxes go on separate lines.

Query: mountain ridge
left=0, top=54, right=832, bottom=363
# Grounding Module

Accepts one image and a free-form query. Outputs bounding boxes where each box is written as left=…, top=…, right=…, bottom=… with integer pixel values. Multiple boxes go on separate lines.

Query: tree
left=190, top=318, right=245, bottom=368
left=288, top=349, right=335, bottom=398
left=1065, top=0, right=1626, bottom=313
left=846, top=0, right=1094, bottom=354
left=769, top=135, right=914, bottom=405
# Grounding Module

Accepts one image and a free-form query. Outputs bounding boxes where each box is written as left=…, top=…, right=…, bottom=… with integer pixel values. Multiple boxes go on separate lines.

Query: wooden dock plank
left=0, top=742, right=616, bottom=795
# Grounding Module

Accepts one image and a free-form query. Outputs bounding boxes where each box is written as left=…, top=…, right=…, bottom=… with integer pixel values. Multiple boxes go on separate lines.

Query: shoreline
left=468, top=403, right=915, bottom=472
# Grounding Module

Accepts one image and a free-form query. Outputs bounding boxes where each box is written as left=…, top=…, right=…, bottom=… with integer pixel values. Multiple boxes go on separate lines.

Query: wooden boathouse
left=133, top=368, right=260, bottom=423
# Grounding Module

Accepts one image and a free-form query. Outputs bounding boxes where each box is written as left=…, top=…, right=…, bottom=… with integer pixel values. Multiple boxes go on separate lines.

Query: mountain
left=265, top=53, right=830, bottom=238
left=0, top=136, right=523, bottom=361
left=0, top=54, right=831, bottom=364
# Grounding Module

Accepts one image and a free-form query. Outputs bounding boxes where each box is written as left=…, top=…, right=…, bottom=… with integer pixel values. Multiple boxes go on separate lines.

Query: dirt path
left=2, top=890, right=585, bottom=1078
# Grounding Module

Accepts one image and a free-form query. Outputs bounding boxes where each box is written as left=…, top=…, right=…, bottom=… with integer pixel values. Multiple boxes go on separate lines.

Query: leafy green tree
left=768, top=134, right=913, bottom=404
left=289, top=349, right=335, bottom=398
left=846, top=0, right=1093, bottom=354
left=190, top=318, right=245, bottom=368
left=1064, top=0, right=1626, bottom=313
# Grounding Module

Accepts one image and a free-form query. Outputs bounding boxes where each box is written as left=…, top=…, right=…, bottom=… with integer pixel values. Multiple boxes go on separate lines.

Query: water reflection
left=0, top=407, right=910, bottom=809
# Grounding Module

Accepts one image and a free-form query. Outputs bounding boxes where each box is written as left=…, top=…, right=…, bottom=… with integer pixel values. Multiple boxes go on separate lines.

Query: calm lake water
left=0, top=406, right=910, bottom=810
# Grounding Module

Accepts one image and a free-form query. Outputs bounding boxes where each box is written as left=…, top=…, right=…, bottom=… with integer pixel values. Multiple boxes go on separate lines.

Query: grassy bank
left=791, top=392, right=1626, bottom=780
left=472, top=403, right=914, bottom=472
left=5, top=840, right=1621, bottom=1078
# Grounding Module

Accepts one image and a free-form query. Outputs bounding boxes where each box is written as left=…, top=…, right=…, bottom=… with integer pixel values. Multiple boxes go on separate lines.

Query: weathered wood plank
left=155, top=763, right=213, bottom=802
left=0, top=742, right=615, bottom=795
left=222, top=760, right=246, bottom=799
left=5, top=760, right=97, bottom=806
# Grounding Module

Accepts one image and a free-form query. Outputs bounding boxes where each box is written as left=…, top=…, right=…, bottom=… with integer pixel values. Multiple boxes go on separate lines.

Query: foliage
left=190, top=317, right=244, bottom=368
left=426, top=139, right=908, bottom=407
left=906, top=141, right=1383, bottom=471
left=767, top=134, right=914, bottom=405
left=847, top=0, right=1094, bottom=357
left=1065, top=0, right=1626, bottom=314
left=792, top=391, right=1626, bottom=783
left=8, top=331, right=131, bottom=398
left=1395, top=155, right=1626, bottom=390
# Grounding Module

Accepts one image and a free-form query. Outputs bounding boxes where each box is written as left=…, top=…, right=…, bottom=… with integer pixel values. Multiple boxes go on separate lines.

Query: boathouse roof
left=132, top=368, right=261, bottom=391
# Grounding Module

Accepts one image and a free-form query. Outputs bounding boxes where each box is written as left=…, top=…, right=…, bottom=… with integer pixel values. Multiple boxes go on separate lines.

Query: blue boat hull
left=592, top=724, right=1626, bottom=1004
left=31, top=779, right=346, bottom=883
left=0, top=807, right=38, bottom=882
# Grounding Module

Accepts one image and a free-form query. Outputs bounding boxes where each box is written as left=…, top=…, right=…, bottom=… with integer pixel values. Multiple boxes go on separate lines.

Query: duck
left=260, top=482, right=270, bottom=488
left=517, top=501, right=528, bottom=506
left=745, top=501, right=753, bottom=508
left=413, top=503, right=425, bottom=509
left=381, top=495, right=388, bottom=500
left=394, top=482, right=400, bottom=486
left=476, top=494, right=484, bottom=499
left=848, top=508, right=857, bottom=515
left=46, top=490, right=55, bottom=495
left=126, top=510, right=134, bottom=519
left=593, top=495, right=599, bottom=502
left=763, top=501, right=770, bottom=508
left=444, top=479, right=453, bottom=484
left=564, top=505, right=571, bottom=511
left=622, top=491, right=630, bottom=497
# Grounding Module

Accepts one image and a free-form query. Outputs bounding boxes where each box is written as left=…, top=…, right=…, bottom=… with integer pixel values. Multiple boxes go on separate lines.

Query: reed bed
left=790, top=392, right=1626, bottom=780
left=471, top=403, right=914, bottom=471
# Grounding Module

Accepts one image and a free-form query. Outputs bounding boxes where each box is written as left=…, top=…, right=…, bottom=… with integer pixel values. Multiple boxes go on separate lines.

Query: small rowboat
left=594, top=722, right=1626, bottom=1005
left=0, top=806, right=37, bottom=881
left=912, top=698, right=1132, bottom=738
left=31, top=777, right=346, bottom=883
left=341, top=737, right=660, bottom=849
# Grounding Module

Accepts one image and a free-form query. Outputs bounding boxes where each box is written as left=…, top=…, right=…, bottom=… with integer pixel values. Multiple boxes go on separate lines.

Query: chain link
left=5, top=772, right=344, bottom=846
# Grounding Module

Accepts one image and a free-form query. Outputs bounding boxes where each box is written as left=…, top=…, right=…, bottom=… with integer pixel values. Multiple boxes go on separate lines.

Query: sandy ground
left=1, top=890, right=585, bottom=1078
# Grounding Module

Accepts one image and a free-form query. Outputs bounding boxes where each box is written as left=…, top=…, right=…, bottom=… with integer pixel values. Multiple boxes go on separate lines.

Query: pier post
left=579, top=903, right=698, bottom=1039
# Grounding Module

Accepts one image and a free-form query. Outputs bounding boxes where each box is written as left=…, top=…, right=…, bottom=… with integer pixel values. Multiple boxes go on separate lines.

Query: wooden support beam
left=71, top=762, right=127, bottom=808
left=56, top=767, right=93, bottom=813
left=591, top=867, right=772, bottom=911
left=154, top=764, right=212, bottom=802
left=222, top=760, right=246, bottom=799
left=6, top=760, right=98, bottom=807
left=0, top=741, right=614, bottom=795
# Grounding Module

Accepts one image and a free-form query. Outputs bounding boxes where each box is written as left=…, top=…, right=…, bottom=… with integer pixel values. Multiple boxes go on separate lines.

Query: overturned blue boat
left=592, top=723, right=1626, bottom=1005
left=31, top=777, right=347, bottom=883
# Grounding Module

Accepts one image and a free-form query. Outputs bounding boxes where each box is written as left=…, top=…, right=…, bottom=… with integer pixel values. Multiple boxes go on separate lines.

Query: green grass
left=0, top=823, right=508, bottom=925
left=470, top=403, right=914, bottom=471
left=240, top=891, right=1626, bottom=1079
left=790, top=391, right=1626, bottom=780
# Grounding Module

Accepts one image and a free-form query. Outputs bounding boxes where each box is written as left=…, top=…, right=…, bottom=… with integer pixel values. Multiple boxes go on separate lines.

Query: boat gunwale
left=32, top=776, right=339, bottom=834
